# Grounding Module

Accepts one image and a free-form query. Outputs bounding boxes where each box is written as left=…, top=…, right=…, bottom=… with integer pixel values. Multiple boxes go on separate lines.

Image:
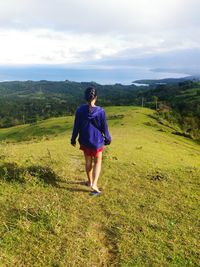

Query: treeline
left=1, top=79, right=199, bottom=140
left=139, top=81, right=200, bottom=140
left=0, top=80, right=143, bottom=128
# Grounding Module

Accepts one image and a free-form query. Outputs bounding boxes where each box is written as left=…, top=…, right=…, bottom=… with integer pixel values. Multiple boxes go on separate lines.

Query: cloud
left=1, top=0, right=200, bottom=33
left=0, top=0, right=200, bottom=73
left=0, top=28, right=129, bottom=65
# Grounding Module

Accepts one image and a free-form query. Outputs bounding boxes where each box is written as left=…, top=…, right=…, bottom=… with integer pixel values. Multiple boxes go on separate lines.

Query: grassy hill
left=0, top=106, right=199, bottom=266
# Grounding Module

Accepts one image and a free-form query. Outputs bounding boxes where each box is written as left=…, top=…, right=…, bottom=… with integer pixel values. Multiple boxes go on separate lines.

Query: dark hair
left=84, top=87, right=97, bottom=103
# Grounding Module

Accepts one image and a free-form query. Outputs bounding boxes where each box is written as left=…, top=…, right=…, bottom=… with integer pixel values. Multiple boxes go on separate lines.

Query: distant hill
left=133, top=75, right=200, bottom=85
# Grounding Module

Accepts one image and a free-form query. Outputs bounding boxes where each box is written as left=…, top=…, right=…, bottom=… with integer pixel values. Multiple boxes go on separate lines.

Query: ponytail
left=84, top=87, right=97, bottom=103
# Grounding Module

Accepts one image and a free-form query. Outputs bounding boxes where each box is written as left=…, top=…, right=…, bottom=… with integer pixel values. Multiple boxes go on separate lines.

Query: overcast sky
left=0, top=0, right=200, bottom=81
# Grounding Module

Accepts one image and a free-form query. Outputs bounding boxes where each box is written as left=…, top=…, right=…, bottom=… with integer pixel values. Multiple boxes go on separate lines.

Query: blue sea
left=0, top=66, right=190, bottom=85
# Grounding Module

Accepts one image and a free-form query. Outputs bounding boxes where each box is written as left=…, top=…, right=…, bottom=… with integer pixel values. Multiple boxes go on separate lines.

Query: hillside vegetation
left=0, top=106, right=199, bottom=266
left=0, top=80, right=142, bottom=127
left=0, top=79, right=200, bottom=141
left=140, top=81, right=200, bottom=140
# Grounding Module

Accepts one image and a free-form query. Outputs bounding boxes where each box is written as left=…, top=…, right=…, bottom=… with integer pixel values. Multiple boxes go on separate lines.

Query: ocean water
left=0, top=66, right=190, bottom=85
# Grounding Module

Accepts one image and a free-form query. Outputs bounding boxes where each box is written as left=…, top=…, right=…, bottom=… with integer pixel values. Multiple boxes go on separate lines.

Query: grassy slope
left=0, top=116, right=71, bottom=142
left=0, top=106, right=199, bottom=267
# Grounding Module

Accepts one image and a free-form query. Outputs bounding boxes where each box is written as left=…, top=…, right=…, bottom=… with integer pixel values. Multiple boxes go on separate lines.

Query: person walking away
left=71, top=87, right=111, bottom=195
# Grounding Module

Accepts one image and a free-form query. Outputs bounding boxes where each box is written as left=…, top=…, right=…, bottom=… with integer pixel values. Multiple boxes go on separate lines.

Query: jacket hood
left=87, top=105, right=102, bottom=120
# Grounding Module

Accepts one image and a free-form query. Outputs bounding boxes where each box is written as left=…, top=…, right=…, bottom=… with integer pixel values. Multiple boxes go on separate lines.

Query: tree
left=152, top=96, right=158, bottom=110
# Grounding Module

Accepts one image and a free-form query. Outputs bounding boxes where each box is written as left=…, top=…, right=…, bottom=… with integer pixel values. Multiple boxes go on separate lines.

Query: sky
left=0, top=0, right=200, bottom=83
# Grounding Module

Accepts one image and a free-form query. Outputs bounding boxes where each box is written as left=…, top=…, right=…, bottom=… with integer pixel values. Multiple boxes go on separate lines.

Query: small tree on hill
left=152, top=96, right=158, bottom=110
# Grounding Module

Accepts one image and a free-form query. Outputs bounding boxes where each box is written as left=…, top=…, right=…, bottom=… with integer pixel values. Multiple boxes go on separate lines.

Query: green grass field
left=0, top=106, right=199, bottom=266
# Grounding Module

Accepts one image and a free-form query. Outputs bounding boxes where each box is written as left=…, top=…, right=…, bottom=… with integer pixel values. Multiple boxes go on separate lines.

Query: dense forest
left=0, top=80, right=145, bottom=127
left=0, top=79, right=199, bottom=140
left=139, top=80, right=200, bottom=140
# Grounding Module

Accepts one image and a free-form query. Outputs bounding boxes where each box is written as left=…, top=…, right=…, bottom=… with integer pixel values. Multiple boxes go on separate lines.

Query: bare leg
left=91, top=152, right=102, bottom=193
left=84, top=153, right=93, bottom=186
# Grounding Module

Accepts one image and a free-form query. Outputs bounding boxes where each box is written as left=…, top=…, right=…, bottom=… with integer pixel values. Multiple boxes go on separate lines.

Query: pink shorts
left=80, top=145, right=104, bottom=157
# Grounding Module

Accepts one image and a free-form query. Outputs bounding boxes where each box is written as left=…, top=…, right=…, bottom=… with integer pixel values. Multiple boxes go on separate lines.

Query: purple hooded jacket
left=71, top=104, right=111, bottom=149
